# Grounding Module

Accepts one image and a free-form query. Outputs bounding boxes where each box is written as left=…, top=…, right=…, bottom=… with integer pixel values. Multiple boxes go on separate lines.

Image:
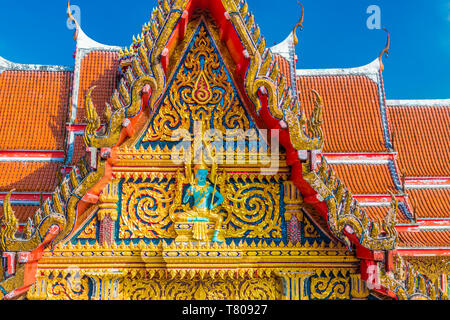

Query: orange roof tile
left=75, top=51, right=119, bottom=123
left=363, top=205, right=410, bottom=224
left=71, top=135, right=86, bottom=165
left=0, top=70, right=72, bottom=150
left=386, top=106, right=450, bottom=177
left=274, top=55, right=292, bottom=89
left=297, top=75, right=388, bottom=153
left=399, top=230, right=450, bottom=248
left=329, top=163, right=397, bottom=194
left=0, top=205, right=40, bottom=223
left=0, top=162, right=59, bottom=193
left=407, top=188, right=450, bottom=219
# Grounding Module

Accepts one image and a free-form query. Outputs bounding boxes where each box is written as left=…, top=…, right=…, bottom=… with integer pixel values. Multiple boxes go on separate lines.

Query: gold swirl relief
left=309, top=274, right=350, bottom=300
left=46, top=272, right=90, bottom=300
left=119, top=181, right=177, bottom=239
left=118, top=176, right=283, bottom=240
left=77, top=216, right=98, bottom=239
left=121, top=275, right=281, bottom=300
left=222, top=179, right=282, bottom=239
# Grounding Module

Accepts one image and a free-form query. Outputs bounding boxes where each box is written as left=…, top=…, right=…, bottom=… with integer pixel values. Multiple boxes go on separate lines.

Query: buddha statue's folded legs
left=175, top=209, right=223, bottom=243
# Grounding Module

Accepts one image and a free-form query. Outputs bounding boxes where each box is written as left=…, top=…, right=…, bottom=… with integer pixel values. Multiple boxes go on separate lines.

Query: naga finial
left=83, top=86, right=101, bottom=147
left=307, top=89, right=324, bottom=145
left=384, top=191, right=398, bottom=233
left=311, top=89, right=323, bottom=106
left=378, top=27, right=390, bottom=72
left=0, top=189, right=18, bottom=250
left=293, top=1, right=304, bottom=46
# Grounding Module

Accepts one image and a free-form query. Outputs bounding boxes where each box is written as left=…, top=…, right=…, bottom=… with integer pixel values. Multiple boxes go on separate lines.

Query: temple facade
left=0, top=0, right=448, bottom=300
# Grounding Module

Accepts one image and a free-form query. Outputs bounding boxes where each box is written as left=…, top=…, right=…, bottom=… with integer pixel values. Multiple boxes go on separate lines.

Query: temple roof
left=407, top=188, right=450, bottom=219
left=0, top=57, right=71, bottom=224
left=296, top=71, right=388, bottom=153
left=73, top=51, right=120, bottom=123
left=329, top=163, right=397, bottom=194
left=0, top=60, right=72, bottom=150
left=399, top=230, right=450, bottom=248
left=386, top=101, right=450, bottom=177
left=0, top=162, right=59, bottom=193
left=0, top=0, right=447, bottom=301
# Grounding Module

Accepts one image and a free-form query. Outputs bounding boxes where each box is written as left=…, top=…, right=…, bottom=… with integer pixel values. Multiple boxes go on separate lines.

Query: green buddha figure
left=179, top=162, right=224, bottom=243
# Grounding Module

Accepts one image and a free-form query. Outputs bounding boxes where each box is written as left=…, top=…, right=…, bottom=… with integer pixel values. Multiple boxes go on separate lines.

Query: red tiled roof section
left=0, top=205, right=40, bottom=223
left=329, top=164, right=397, bottom=194
left=297, top=75, right=388, bottom=153
left=274, top=55, right=292, bottom=89
left=399, top=230, right=450, bottom=247
left=0, top=70, right=72, bottom=150
left=363, top=205, right=410, bottom=224
left=407, top=188, right=450, bottom=219
left=0, top=162, right=59, bottom=192
left=386, top=106, right=450, bottom=177
left=76, top=51, right=119, bottom=123
left=71, top=135, right=86, bottom=165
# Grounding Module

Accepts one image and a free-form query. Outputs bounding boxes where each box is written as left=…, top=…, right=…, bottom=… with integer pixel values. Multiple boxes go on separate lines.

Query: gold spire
left=293, top=1, right=304, bottom=46
left=378, top=27, right=390, bottom=72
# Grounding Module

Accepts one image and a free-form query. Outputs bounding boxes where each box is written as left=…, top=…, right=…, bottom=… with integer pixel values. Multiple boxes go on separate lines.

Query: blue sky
left=0, top=0, right=448, bottom=99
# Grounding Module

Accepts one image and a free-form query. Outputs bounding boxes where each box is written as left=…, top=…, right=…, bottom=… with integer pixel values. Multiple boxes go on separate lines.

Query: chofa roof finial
left=67, top=0, right=80, bottom=41
left=378, top=27, right=390, bottom=72
left=293, top=1, right=304, bottom=46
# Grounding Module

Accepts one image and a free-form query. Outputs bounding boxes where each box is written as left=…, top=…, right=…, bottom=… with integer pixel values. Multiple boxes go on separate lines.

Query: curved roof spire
left=66, top=0, right=121, bottom=51
left=292, top=1, right=304, bottom=46
left=67, top=0, right=80, bottom=41
left=378, top=27, right=390, bottom=72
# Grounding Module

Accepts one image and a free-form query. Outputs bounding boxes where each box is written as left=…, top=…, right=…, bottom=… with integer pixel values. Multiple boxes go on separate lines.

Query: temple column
left=350, top=273, right=370, bottom=300
left=86, top=271, right=124, bottom=300
left=283, top=181, right=303, bottom=244
left=27, top=271, right=49, bottom=300
left=98, top=180, right=119, bottom=246
left=275, top=270, right=314, bottom=300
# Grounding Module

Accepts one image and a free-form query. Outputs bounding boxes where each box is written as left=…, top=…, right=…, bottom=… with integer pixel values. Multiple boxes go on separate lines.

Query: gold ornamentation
left=46, top=271, right=90, bottom=300
left=239, top=277, right=282, bottom=300
left=285, top=90, right=324, bottom=151
left=303, top=213, right=321, bottom=238
left=303, top=158, right=398, bottom=251
left=404, top=257, right=449, bottom=282
left=376, top=254, right=448, bottom=300
left=0, top=190, right=18, bottom=250
left=98, top=180, right=120, bottom=221
left=77, top=216, right=98, bottom=240
left=143, top=24, right=256, bottom=142
left=1, top=188, right=66, bottom=252
left=275, top=270, right=314, bottom=300
left=222, top=178, right=282, bottom=238
left=0, top=265, right=25, bottom=299
left=310, top=272, right=350, bottom=300
left=119, top=181, right=177, bottom=239
left=350, top=273, right=369, bottom=300
left=121, top=274, right=281, bottom=300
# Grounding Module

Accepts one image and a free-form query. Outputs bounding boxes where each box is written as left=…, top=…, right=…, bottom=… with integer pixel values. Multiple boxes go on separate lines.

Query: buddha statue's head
left=193, top=161, right=209, bottom=186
